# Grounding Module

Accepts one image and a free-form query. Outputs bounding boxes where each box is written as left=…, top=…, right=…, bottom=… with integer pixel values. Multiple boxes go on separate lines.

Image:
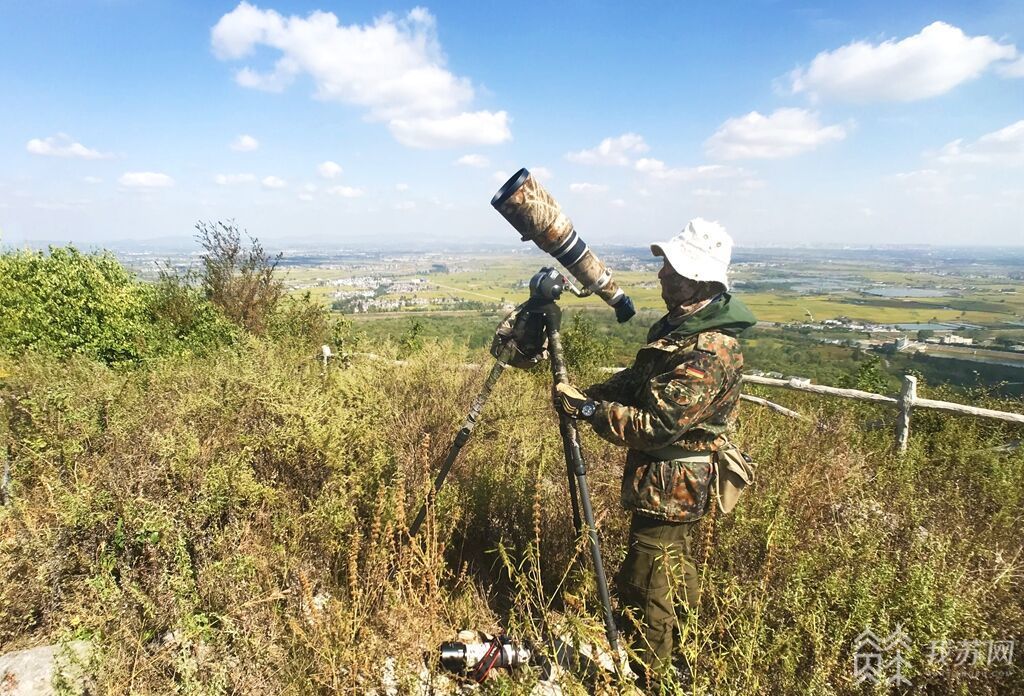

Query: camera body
left=439, top=631, right=531, bottom=683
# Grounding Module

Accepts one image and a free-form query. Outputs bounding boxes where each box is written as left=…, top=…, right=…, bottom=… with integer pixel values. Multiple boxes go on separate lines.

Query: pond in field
left=863, top=287, right=953, bottom=297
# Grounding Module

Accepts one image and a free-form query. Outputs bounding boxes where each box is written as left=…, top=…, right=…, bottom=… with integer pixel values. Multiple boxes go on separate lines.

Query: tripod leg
left=542, top=307, right=620, bottom=656
left=408, top=341, right=514, bottom=540
left=560, top=419, right=583, bottom=536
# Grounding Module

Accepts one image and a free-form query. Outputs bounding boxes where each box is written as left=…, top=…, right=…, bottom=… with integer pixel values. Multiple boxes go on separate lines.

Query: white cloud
left=389, top=111, right=510, bottom=149
left=890, top=169, right=951, bottom=194
left=566, top=133, right=648, bottom=166
left=262, top=175, right=287, bottom=189
left=328, top=185, right=365, bottom=198
left=789, top=22, right=1017, bottom=102
left=317, top=160, right=343, bottom=179
left=394, top=200, right=416, bottom=210
left=530, top=166, right=553, bottom=181
left=692, top=188, right=724, bottom=198
left=569, top=182, right=609, bottom=194
left=635, top=158, right=744, bottom=181
left=297, top=192, right=314, bottom=201
left=231, top=134, right=260, bottom=151
left=26, top=134, right=111, bottom=159
left=119, top=172, right=175, bottom=188
left=215, top=173, right=257, bottom=185
left=82, top=176, right=103, bottom=184
left=395, top=182, right=409, bottom=192
left=455, top=154, right=489, bottom=168
left=211, top=3, right=511, bottom=148
left=998, top=57, right=1024, bottom=78
left=705, top=108, right=846, bottom=160
left=935, top=120, right=1024, bottom=166
left=610, top=198, right=626, bottom=208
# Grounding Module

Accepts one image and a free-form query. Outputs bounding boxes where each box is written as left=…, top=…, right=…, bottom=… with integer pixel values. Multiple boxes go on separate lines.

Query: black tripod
left=408, top=268, right=620, bottom=657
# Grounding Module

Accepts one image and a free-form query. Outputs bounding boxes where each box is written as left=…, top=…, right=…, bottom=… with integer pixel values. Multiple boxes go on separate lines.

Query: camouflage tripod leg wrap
left=408, top=341, right=515, bottom=539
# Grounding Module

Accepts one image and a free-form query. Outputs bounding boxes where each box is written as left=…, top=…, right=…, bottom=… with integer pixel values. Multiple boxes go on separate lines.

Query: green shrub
left=0, top=246, right=239, bottom=364
left=0, top=246, right=154, bottom=363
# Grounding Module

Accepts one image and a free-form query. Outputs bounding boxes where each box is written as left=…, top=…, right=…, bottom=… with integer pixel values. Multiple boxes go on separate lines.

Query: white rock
left=0, top=642, right=90, bottom=696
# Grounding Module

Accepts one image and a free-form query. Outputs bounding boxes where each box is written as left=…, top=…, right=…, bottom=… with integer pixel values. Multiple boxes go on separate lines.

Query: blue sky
left=1, top=0, right=1021, bottom=248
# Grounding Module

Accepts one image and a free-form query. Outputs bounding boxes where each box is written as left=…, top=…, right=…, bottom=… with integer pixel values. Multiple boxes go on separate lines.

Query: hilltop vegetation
left=1, top=240, right=1022, bottom=694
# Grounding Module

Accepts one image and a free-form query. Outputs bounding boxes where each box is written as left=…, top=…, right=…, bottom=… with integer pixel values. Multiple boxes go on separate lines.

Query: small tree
left=563, top=311, right=611, bottom=380
left=196, top=220, right=283, bottom=334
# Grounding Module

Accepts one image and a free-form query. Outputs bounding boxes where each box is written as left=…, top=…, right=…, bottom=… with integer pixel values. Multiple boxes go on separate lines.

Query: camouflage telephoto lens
left=492, top=168, right=636, bottom=323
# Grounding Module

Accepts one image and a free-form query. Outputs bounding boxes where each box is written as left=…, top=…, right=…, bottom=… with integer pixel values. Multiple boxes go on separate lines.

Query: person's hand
left=554, top=383, right=596, bottom=420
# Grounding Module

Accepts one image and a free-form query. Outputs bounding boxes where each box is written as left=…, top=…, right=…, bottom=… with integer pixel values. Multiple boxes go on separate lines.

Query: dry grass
left=0, top=338, right=1021, bottom=694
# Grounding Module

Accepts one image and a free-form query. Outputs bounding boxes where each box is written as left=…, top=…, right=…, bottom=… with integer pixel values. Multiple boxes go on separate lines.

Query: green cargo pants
left=615, top=513, right=701, bottom=683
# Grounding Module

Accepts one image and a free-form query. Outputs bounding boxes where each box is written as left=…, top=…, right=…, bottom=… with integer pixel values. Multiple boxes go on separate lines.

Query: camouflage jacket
left=585, top=296, right=754, bottom=522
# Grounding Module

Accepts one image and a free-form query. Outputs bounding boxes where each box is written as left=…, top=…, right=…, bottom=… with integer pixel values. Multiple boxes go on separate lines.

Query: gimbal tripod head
left=528, top=267, right=586, bottom=303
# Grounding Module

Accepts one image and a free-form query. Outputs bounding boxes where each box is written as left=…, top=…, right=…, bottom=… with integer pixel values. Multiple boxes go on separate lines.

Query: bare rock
left=0, top=641, right=90, bottom=696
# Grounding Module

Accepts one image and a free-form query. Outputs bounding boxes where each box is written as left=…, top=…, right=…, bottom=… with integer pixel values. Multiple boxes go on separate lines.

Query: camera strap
left=470, top=635, right=504, bottom=683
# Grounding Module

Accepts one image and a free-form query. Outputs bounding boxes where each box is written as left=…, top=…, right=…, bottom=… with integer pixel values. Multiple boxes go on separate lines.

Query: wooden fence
left=351, top=351, right=1024, bottom=454
left=740, top=374, right=1024, bottom=453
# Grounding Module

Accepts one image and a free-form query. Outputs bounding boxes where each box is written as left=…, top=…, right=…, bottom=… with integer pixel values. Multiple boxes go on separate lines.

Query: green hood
left=648, top=293, right=757, bottom=343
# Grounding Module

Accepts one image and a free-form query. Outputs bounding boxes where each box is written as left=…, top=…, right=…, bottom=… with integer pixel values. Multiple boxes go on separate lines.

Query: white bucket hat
left=650, top=218, right=733, bottom=289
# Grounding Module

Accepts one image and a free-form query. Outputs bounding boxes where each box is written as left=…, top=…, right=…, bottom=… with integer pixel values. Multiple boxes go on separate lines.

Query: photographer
left=554, top=218, right=756, bottom=689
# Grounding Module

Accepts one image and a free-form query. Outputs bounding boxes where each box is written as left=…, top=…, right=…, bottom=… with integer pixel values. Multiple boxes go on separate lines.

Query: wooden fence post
left=896, top=375, right=917, bottom=455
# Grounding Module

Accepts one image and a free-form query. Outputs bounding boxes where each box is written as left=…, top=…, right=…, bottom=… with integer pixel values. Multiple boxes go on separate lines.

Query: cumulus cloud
left=569, top=182, right=609, bottom=194
left=215, top=173, right=257, bottom=185
left=999, top=57, right=1024, bottom=78
left=262, top=175, right=287, bottom=189
left=119, top=172, right=175, bottom=188
left=328, top=185, right=365, bottom=198
left=388, top=111, right=510, bottom=149
left=935, top=120, right=1024, bottom=166
left=211, top=3, right=511, bottom=149
left=26, top=134, right=111, bottom=159
left=230, top=134, right=259, bottom=152
left=318, top=160, right=343, bottom=178
left=455, top=153, right=489, bottom=168
left=705, top=108, right=846, bottom=160
left=566, top=133, right=648, bottom=166
left=789, top=22, right=1017, bottom=102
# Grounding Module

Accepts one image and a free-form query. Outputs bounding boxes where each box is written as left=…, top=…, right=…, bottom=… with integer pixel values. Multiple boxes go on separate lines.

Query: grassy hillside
left=1, top=244, right=1022, bottom=693
left=2, top=336, right=1022, bottom=694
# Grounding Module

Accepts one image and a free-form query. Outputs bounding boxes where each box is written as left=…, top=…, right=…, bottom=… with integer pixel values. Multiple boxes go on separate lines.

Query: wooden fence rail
left=348, top=351, right=1023, bottom=455
left=740, top=373, right=1024, bottom=453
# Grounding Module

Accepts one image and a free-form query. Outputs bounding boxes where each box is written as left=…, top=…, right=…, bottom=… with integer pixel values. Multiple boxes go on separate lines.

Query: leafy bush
left=0, top=247, right=154, bottom=363
left=0, top=246, right=238, bottom=364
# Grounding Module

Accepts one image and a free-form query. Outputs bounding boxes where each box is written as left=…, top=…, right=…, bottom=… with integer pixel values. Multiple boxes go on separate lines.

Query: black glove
left=554, top=383, right=596, bottom=420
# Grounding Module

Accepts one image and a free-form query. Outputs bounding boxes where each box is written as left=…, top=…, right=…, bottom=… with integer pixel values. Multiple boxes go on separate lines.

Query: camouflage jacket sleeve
left=588, top=349, right=727, bottom=451
left=584, top=366, right=641, bottom=404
